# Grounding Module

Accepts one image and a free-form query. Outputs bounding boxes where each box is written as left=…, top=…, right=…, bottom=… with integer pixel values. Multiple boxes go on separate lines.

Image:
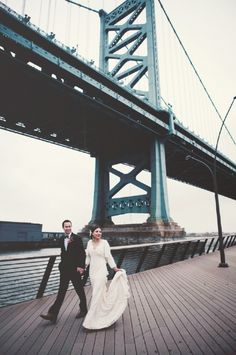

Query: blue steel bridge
left=0, top=2, right=236, bottom=353
left=0, top=0, right=235, bottom=229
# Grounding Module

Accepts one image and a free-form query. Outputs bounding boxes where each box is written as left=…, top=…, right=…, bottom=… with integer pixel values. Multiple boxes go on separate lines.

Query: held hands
left=77, top=266, right=121, bottom=273
left=77, top=267, right=85, bottom=274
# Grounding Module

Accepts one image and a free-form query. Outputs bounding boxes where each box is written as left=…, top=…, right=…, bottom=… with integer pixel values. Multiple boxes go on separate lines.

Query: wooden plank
left=0, top=246, right=235, bottom=355
left=80, top=329, right=97, bottom=355
left=70, top=288, right=93, bottom=355
left=58, top=287, right=92, bottom=355
left=132, top=272, right=172, bottom=354
left=149, top=268, right=220, bottom=354
left=136, top=271, right=193, bottom=354
left=0, top=295, right=54, bottom=354
left=137, top=271, right=203, bottom=355
left=0, top=298, right=40, bottom=339
left=114, top=316, right=125, bottom=355
left=168, top=255, right=236, bottom=306
left=122, top=300, right=136, bottom=355
left=35, top=290, right=77, bottom=354
left=18, top=290, right=75, bottom=355
left=46, top=292, right=83, bottom=355
left=131, top=273, right=169, bottom=354
left=92, top=329, right=106, bottom=355
left=172, top=264, right=236, bottom=314
left=0, top=295, right=52, bottom=345
left=153, top=263, right=236, bottom=353
left=144, top=269, right=215, bottom=354
left=103, top=322, right=115, bottom=354
left=14, top=299, right=58, bottom=355
left=70, top=325, right=87, bottom=355
left=0, top=300, right=29, bottom=328
left=126, top=274, right=147, bottom=354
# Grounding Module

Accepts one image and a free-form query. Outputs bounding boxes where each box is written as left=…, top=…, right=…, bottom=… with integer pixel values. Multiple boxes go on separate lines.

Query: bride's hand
left=113, top=267, right=121, bottom=272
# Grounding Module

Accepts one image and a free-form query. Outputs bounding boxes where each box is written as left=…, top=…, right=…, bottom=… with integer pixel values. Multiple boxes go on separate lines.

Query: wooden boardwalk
left=0, top=246, right=236, bottom=355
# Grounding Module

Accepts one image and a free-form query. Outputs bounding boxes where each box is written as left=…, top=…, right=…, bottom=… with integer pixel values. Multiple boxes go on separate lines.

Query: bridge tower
left=89, top=0, right=184, bottom=238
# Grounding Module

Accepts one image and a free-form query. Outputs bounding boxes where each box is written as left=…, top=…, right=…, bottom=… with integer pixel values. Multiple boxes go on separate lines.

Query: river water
left=0, top=248, right=60, bottom=260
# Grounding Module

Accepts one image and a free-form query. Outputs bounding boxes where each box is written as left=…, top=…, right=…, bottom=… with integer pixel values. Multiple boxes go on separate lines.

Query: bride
left=83, top=225, right=130, bottom=330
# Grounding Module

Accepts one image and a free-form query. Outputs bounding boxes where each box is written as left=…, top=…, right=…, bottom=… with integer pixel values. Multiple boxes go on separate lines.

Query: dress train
left=83, top=269, right=130, bottom=330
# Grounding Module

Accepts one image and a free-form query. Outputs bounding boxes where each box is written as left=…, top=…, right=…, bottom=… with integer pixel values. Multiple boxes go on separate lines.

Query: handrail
left=0, top=235, right=225, bottom=261
left=0, top=235, right=235, bottom=307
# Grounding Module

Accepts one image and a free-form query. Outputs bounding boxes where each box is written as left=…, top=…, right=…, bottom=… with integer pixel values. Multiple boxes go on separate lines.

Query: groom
left=40, top=219, right=87, bottom=323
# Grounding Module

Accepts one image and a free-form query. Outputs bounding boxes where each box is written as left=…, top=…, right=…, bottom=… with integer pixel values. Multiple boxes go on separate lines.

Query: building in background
left=0, top=221, right=42, bottom=249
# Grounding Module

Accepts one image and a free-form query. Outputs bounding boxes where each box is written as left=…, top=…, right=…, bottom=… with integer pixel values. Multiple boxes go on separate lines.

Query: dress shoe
left=40, top=313, right=57, bottom=323
left=76, top=310, right=87, bottom=319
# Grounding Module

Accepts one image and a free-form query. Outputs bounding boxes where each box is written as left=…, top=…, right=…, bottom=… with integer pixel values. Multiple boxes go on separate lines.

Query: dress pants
left=49, top=267, right=87, bottom=317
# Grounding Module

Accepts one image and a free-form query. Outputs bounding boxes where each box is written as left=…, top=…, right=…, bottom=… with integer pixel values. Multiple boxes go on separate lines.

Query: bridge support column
left=89, top=157, right=113, bottom=226
left=147, top=138, right=170, bottom=223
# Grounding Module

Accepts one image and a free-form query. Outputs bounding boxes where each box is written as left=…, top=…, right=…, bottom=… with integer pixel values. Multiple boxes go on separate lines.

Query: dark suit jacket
left=59, top=233, right=86, bottom=271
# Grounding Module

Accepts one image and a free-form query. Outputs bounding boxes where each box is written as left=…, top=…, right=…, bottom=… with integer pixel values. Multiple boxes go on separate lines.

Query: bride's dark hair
left=89, top=224, right=102, bottom=237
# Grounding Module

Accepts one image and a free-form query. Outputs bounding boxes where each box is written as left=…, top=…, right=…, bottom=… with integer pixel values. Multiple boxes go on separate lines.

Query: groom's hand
left=77, top=267, right=84, bottom=274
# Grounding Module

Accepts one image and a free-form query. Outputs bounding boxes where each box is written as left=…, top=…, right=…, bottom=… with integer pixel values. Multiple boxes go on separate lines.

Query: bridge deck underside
left=0, top=51, right=235, bottom=200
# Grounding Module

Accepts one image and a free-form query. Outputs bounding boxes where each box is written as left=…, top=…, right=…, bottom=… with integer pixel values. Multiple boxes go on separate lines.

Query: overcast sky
left=0, top=0, right=235, bottom=234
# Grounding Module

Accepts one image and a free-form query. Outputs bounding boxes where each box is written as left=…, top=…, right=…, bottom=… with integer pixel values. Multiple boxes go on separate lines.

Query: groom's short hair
left=62, top=219, right=72, bottom=228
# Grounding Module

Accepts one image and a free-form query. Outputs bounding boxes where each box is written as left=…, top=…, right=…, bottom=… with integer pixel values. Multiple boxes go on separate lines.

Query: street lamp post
left=186, top=154, right=228, bottom=267
left=186, top=96, right=236, bottom=268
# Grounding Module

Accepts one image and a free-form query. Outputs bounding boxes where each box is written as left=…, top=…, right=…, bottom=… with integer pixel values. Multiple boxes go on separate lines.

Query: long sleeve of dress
left=85, top=242, right=91, bottom=266
left=104, top=240, right=116, bottom=269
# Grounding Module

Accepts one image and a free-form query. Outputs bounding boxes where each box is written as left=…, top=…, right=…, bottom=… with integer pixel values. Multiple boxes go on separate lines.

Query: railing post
left=233, top=235, right=236, bottom=246
left=169, top=243, right=180, bottom=264
left=36, top=256, right=56, bottom=299
left=223, top=235, right=230, bottom=248
left=136, top=246, right=149, bottom=273
left=116, top=249, right=127, bottom=269
left=154, top=244, right=166, bottom=268
left=230, top=235, right=235, bottom=246
left=232, top=235, right=236, bottom=246
left=212, top=237, right=219, bottom=252
left=191, top=240, right=200, bottom=258
left=206, top=238, right=215, bottom=254
left=109, top=249, right=127, bottom=280
left=199, top=239, right=208, bottom=256
left=181, top=241, right=191, bottom=260
left=226, top=235, right=233, bottom=247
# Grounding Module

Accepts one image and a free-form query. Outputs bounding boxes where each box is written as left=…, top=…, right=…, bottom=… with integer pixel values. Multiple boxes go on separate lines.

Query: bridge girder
left=0, top=1, right=235, bottom=215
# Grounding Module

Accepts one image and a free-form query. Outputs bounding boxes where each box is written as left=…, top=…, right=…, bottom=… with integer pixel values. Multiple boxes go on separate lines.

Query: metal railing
left=0, top=235, right=235, bottom=307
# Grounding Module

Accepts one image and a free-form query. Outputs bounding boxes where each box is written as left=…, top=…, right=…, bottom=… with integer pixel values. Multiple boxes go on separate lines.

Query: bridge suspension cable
left=65, top=0, right=99, bottom=14
left=22, top=0, right=26, bottom=16
left=65, top=0, right=72, bottom=44
left=46, top=0, right=52, bottom=33
left=52, top=0, right=58, bottom=33
left=38, top=0, right=43, bottom=27
left=157, top=0, right=236, bottom=147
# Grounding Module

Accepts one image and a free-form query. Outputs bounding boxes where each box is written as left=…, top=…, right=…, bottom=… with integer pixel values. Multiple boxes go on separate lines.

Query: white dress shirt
left=64, top=233, right=72, bottom=251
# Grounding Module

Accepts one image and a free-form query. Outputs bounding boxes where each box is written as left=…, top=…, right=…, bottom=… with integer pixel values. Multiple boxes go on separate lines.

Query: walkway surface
left=0, top=247, right=235, bottom=355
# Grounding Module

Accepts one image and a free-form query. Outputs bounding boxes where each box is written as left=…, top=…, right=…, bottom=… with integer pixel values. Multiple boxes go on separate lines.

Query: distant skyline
left=0, top=0, right=235, bottom=233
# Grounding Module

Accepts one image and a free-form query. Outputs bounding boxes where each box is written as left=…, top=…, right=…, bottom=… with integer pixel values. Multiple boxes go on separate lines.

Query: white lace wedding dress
left=83, top=239, right=130, bottom=330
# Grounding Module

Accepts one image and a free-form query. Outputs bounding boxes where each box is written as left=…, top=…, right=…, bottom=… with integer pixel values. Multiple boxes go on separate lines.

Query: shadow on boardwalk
left=0, top=247, right=236, bottom=354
